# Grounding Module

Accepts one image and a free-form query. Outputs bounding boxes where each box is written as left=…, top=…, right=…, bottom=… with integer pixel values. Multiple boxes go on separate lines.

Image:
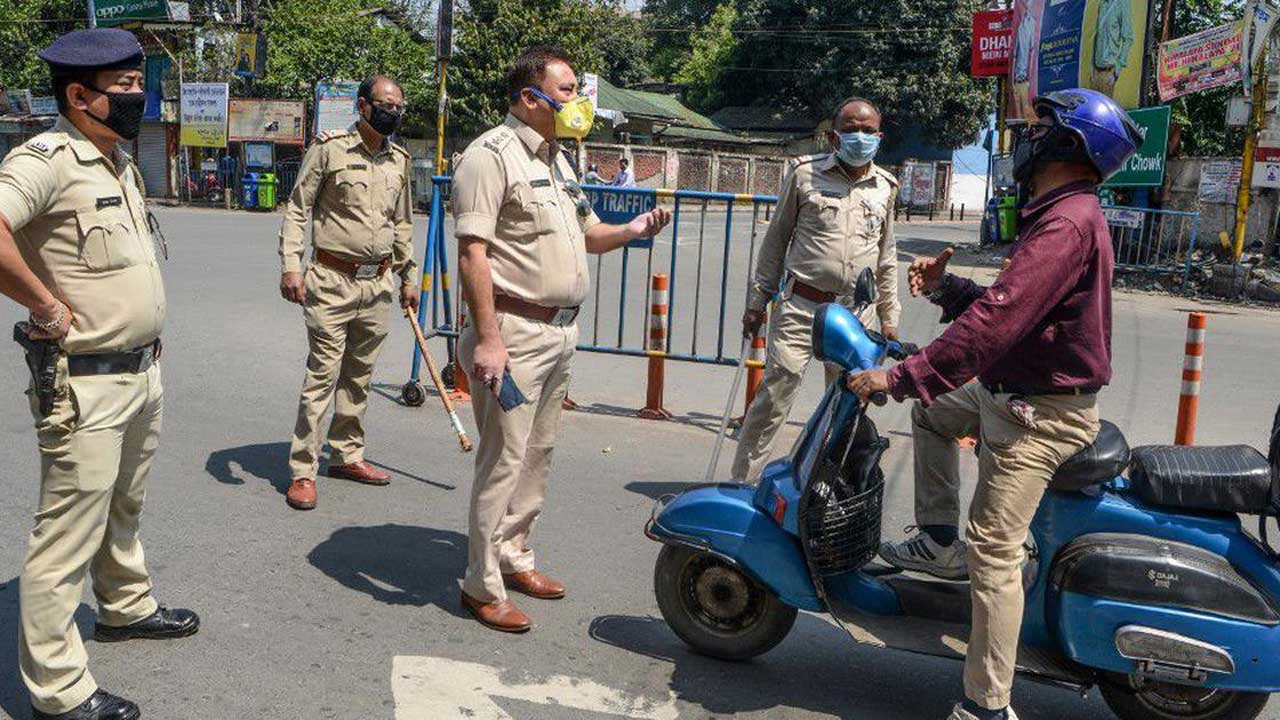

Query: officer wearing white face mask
left=731, top=95, right=901, bottom=484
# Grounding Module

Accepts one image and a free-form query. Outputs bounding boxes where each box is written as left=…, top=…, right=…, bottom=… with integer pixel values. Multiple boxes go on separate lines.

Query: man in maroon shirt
left=846, top=89, right=1143, bottom=720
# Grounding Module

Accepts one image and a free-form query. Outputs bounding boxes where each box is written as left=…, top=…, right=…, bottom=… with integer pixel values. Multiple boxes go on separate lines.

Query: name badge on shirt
left=347, top=163, right=367, bottom=170
left=96, top=196, right=123, bottom=210
left=530, top=179, right=552, bottom=188
left=820, top=190, right=845, bottom=199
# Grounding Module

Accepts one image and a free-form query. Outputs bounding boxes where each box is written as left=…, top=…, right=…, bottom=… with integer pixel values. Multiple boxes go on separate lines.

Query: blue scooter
left=646, top=270, right=1280, bottom=720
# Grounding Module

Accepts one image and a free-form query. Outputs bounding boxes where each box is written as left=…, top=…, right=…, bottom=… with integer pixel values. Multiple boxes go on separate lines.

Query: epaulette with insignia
left=874, top=165, right=901, bottom=187
left=481, top=130, right=514, bottom=154
left=24, top=133, right=68, bottom=158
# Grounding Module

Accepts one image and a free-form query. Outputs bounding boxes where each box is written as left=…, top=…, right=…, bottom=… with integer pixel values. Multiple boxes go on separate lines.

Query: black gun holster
left=14, top=322, right=62, bottom=416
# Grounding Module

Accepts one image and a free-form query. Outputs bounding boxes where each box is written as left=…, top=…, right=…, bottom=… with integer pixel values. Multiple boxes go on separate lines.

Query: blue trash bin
left=242, top=172, right=258, bottom=209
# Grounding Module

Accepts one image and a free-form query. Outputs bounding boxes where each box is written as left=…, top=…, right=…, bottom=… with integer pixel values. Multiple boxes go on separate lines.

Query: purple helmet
left=1032, top=89, right=1145, bottom=180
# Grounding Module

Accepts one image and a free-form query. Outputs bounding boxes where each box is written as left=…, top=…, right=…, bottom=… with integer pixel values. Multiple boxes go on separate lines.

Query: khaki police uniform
left=731, top=154, right=900, bottom=482
left=452, top=114, right=600, bottom=603
left=279, top=124, right=415, bottom=481
left=0, top=117, right=166, bottom=715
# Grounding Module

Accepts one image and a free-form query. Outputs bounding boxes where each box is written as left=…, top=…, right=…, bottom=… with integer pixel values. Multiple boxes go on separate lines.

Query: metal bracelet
left=30, top=304, right=63, bottom=333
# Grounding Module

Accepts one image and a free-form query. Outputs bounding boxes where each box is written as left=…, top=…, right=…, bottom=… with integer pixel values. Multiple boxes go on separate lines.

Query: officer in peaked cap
left=0, top=27, right=199, bottom=720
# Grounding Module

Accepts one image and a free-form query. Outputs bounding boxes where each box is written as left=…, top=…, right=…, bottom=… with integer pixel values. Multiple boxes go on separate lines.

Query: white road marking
left=392, top=656, right=680, bottom=720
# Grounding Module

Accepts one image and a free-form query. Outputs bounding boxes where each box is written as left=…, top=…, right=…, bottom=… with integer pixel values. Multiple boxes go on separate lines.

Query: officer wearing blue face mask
left=732, top=95, right=901, bottom=484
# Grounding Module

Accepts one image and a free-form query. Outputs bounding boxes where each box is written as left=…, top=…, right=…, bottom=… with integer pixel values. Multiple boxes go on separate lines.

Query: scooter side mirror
left=812, top=303, right=882, bottom=372
left=853, top=267, right=878, bottom=310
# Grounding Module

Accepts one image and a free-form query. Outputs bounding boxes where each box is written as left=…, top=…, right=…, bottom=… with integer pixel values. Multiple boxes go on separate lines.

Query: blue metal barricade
left=1102, top=204, right=1201, bottom=283
left=405, top=178, right=780, bottom=394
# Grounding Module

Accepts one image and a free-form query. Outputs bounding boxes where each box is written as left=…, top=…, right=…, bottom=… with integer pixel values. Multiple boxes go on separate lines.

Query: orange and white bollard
left=730, top=329, right=767, bottom=428
left=450, top=300, right=471, bottom=403
left=1174, top=312, right=1207, bottom=445
left=639, top=274, right=673, bottom=420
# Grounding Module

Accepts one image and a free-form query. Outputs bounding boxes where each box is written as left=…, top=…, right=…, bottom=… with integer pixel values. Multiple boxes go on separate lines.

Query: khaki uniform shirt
left=279, top=124, right=416, bottom=282
left=748, top=154, right=901, bottom=328
left=0, top=117, right=165, bottom=354
left=451, top=114, right=601, bottom=308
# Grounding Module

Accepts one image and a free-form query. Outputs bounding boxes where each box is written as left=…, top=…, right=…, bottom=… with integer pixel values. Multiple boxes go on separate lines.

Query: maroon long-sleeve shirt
left=887, top=181, right=1113, bottom=405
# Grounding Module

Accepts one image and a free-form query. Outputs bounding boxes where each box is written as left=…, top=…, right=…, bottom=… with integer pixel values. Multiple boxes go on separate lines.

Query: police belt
left=68, top=340, right=161, bottom=377
left=315, top=248, right=391, bottom=279
left=494, top=294, right=580, bottom=327
left=789, top=278, right=837, bottom=304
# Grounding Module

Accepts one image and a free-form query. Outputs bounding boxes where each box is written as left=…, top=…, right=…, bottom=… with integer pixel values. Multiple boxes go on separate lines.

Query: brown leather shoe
left=286, top=478, right=316, bottom=510
left=327, top=461, right=391, bottom=486
left=502, top=570, right=566, bottom=600
left=461, top=593, right=531, bottom=633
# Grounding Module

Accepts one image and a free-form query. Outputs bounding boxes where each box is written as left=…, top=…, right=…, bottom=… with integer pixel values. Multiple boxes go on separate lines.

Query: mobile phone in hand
left=497, top=368, right=527, bottom=412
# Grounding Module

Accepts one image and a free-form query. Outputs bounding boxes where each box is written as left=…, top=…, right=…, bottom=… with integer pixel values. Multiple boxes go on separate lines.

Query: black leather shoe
left=94, top=606, right=199, bottom=643
left=32, top=689, right=140, bottom=720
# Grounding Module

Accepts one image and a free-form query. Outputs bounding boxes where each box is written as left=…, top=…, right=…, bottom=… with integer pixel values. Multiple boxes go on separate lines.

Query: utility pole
left=1234, top=45, right=1269, bottom=261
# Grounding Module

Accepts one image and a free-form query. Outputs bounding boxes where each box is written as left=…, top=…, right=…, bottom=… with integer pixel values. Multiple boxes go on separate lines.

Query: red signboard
left=971, top=9, right=1014, bottom=77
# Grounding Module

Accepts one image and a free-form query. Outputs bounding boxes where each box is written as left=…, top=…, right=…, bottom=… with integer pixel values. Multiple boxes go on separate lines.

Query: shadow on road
left=587, top=613, right=955, bottom=719
left=308, top=524, right=468, bottom=615
left=205, top=443, right=455, bottom=493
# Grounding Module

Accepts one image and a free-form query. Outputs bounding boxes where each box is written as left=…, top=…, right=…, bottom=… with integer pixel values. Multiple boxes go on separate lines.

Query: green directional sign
left=95, top=0, right=171, bottom=27
left=1104, top=105, right=1171, bottom=188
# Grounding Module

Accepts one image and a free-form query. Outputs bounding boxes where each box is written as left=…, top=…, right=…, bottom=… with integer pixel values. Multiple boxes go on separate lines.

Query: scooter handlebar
left=869, top=391, right=889, bottom=407
left=884, top=340, right=921, bottom=362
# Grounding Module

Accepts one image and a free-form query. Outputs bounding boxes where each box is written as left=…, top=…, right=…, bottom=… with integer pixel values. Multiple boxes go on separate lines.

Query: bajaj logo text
left=1148, top=569, right=1179, bottom=589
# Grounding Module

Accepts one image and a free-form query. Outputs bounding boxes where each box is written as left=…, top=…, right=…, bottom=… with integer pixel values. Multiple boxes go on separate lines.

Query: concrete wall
left=1162, top=157, right=1277, bottom=252
left=579, top=143, right=791, bottom=196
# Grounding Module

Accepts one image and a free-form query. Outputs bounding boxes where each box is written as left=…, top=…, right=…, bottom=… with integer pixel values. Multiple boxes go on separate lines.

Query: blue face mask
left=837, top=131, right=881, bottom=167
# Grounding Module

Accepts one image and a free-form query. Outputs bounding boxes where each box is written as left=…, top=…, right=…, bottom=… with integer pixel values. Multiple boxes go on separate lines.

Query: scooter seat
left=1049, top=420, right=1130, bottom=492
left=1129, top=444, right=1275, bottom=514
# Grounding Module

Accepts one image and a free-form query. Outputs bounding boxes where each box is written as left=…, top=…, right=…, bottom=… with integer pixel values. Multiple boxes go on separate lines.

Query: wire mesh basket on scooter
left=800, top=410, right=888, bottom=577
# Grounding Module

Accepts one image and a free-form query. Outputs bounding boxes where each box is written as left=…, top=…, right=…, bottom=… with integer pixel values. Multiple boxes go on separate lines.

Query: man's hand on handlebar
left=847, top=369, right=890, bottom=405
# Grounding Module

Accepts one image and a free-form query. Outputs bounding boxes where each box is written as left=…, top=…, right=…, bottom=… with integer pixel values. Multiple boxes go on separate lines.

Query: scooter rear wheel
left=654, top=544, right=797, bottom=661
left=1100, top=672, right=1270, bottom=720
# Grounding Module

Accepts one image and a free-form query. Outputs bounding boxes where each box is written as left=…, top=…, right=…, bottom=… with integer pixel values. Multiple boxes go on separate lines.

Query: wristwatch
left=925, top=274, right=954, bottom=303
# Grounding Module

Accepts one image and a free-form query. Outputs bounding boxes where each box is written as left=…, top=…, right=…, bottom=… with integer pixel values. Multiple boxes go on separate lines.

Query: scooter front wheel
left=653, top=544, right=797, bottom=661
left=1100, top=672, right=1270, bottom=720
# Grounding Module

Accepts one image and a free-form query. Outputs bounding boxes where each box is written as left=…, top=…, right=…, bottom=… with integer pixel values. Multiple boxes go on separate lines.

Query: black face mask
left=83, top=86, right=146, bottom=141
left=366, top=104, right=403, bottom=136
left=1011, top=122, right=1084, bottom=186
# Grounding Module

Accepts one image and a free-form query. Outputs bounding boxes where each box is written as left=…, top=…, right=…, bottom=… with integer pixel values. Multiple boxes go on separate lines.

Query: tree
left=0, top=0, right=84, bottom=96
left=704, top=0, right=993, bottom=153
left=642, top=0, right=721, bottom=80
left=258, top=0, right=436, bottom=133
left=673, top=2, right=737, bottom=112
left=450, top=0, right=652, bottom=135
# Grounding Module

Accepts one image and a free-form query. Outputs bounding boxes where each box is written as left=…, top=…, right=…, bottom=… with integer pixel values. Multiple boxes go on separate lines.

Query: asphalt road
left=0, top=206, right=1278, bottom=720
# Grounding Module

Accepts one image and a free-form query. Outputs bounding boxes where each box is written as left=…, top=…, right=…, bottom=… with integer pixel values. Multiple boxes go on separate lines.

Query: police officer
left=278, top=75, right=417, bottom=510
left=0, top=28, right=199, bottom=720
left=452, top=46, right=671, bottom=632
left=731, top=96, right=901, bottom=483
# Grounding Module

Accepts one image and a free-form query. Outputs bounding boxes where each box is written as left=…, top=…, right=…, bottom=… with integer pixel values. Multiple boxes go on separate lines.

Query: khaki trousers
left=731, top=295, right=865, bottom=482
left=289, top=263, right=394, bottom=479
left=1091, top=65, right=1118, bottom=98
left=20, top=359, right=163, bottom=714
left=458, top=313, right=577, bottom=603
left=910, top=382, right=1098, bottom=709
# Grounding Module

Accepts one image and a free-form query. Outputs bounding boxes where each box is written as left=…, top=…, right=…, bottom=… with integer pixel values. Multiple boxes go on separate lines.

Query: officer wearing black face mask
left=276, top=74, right=418, bottom=509
left=0, top=28, right=198, bottom=720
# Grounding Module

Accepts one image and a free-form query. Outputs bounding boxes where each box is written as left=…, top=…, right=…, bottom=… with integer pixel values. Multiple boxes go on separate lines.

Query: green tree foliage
left=660, top=0, right=988, bottom=151
left=258, top=0, right=435, bottom=132
left=642, top=0, right=720, bottom=80
left=450, top=0, right=651, bottom=134
left=0, top=0, right=84, bottom=95
left=673, top=2, right=737, bottom=112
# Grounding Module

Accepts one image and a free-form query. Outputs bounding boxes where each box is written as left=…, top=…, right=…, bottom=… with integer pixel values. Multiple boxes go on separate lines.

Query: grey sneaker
left=946, top=703, right=1019, bottom=720
left=878, top=527, right=969, bottom=580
